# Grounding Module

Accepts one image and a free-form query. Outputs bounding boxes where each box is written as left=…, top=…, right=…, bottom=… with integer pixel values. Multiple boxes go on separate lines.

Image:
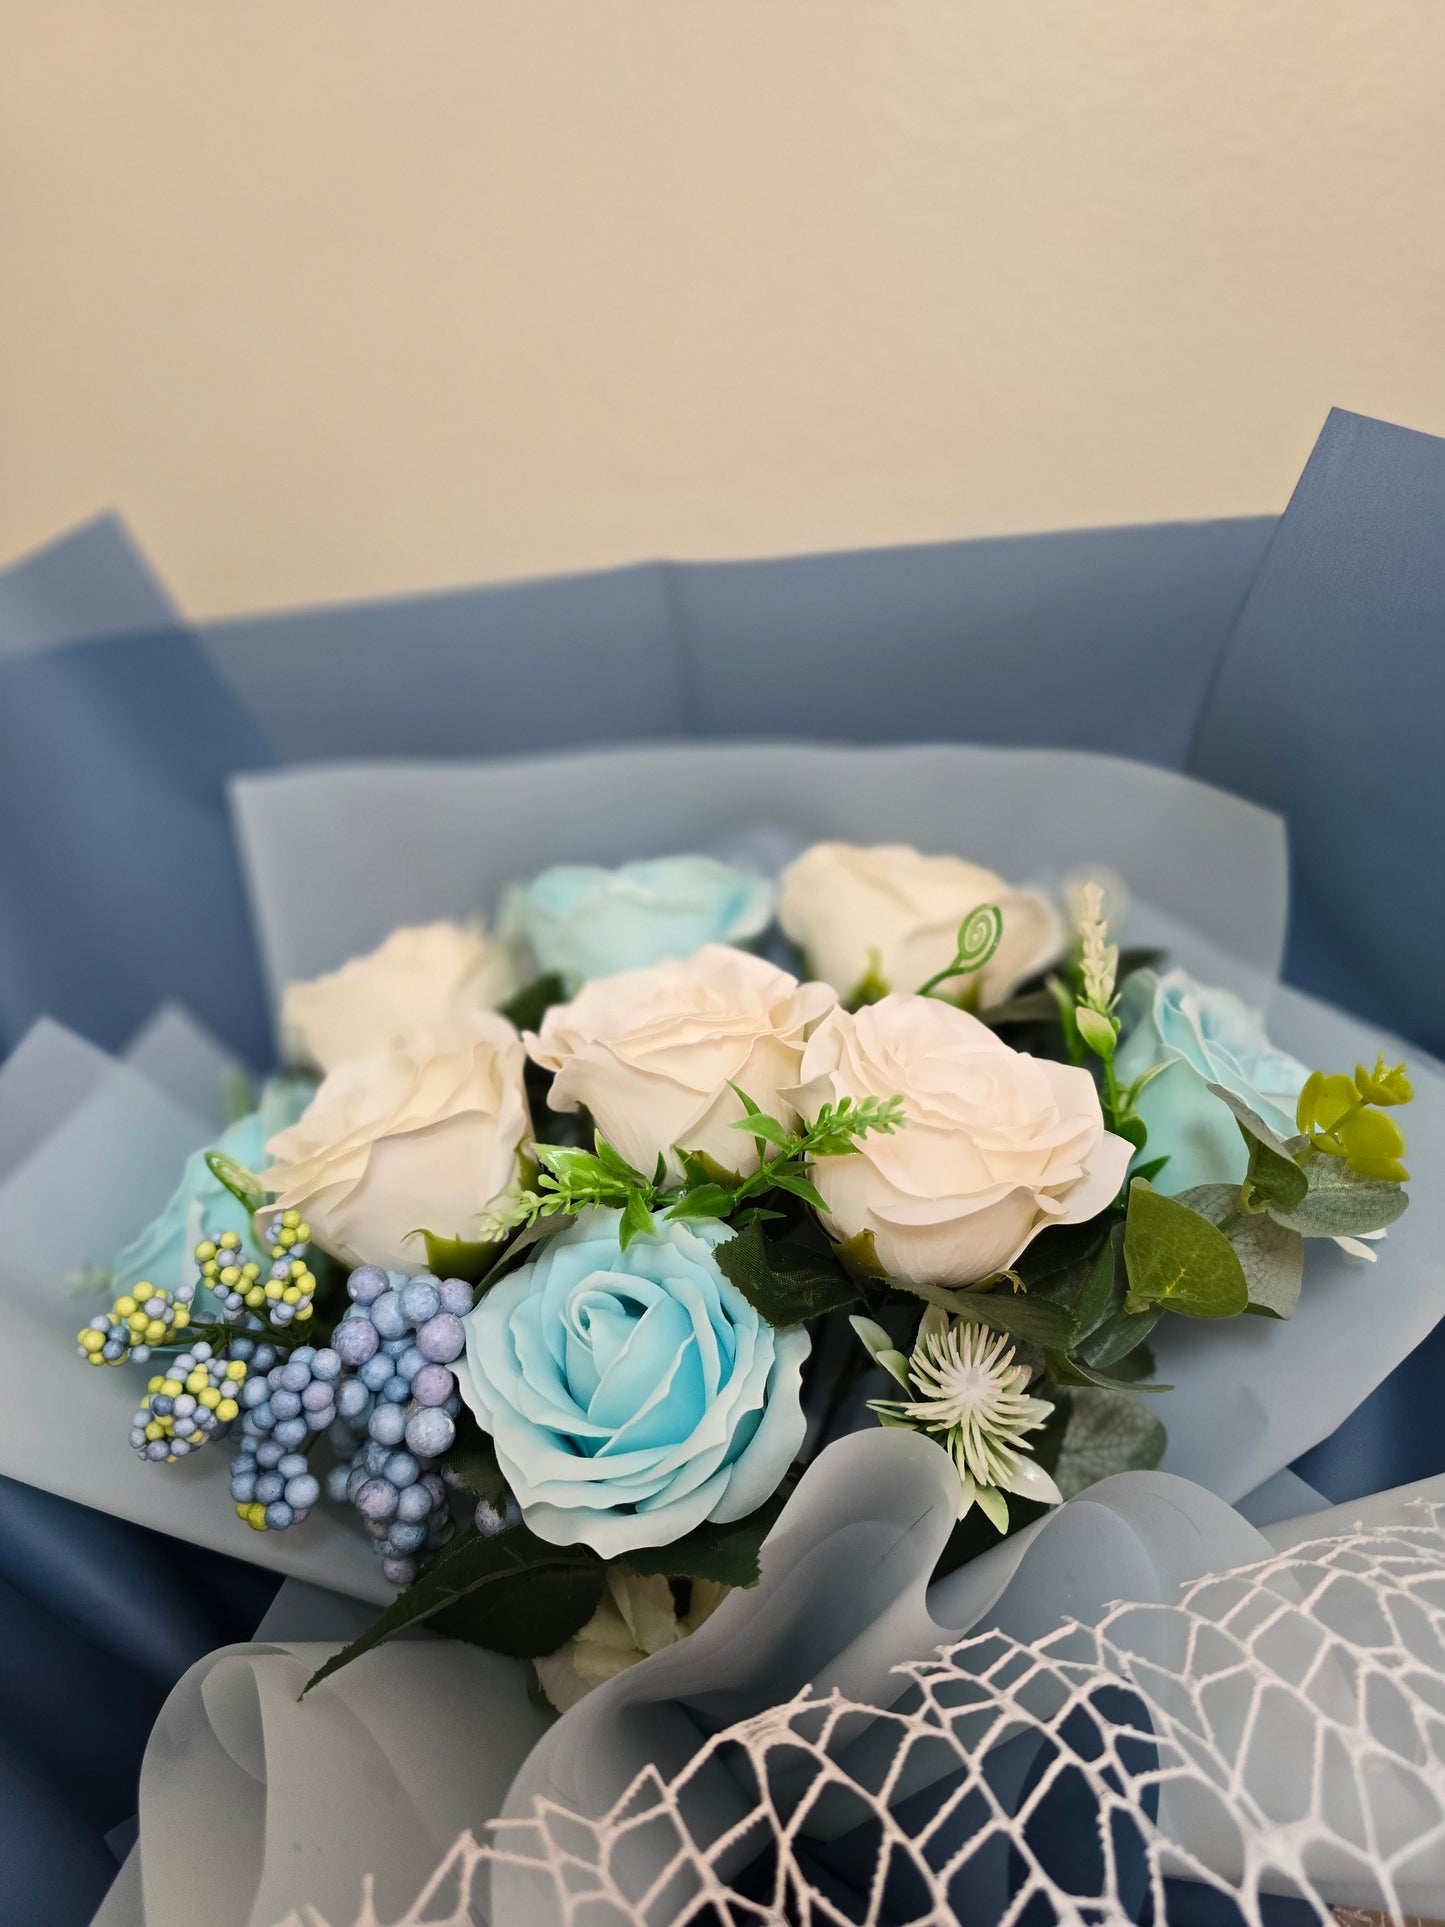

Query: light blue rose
left=501, top=855, right=774, bottom=990
left=111, top=1077, right=315, bottom=1298
left=457, top=1208, right=808, bottom=1557
left=1114, top=968, right=1308, bottom=1195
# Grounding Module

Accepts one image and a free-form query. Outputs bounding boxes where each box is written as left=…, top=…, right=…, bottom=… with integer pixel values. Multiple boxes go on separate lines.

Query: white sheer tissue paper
left=0, top=1012, right=389, bottom=1602
left=228, top=743, right=1289, bottom=998
left=232, top=1429, right=1445, bottom=1927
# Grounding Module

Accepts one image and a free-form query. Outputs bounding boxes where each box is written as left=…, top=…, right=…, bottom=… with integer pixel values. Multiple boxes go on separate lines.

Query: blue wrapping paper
left=1192, top=409, right=1445, bottom=1058
left=0, top=409, right=1438, bottom=1923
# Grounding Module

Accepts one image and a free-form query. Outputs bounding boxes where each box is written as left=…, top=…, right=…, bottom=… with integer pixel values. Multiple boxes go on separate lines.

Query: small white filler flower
left=852, top=1306, right=1063, bottom=1531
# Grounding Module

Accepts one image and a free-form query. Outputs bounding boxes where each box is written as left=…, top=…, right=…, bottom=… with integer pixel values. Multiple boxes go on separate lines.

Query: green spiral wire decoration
left=916, top=902, right=1004, bottom=999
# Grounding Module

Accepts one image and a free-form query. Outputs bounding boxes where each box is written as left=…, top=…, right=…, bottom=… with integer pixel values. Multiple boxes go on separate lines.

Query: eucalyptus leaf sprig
left=1295, top=1056, right=1413, bottom=1182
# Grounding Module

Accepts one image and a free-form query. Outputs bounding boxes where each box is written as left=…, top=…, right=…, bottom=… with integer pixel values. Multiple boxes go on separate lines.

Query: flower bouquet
left=73, top=838, right=1419, bottom=1710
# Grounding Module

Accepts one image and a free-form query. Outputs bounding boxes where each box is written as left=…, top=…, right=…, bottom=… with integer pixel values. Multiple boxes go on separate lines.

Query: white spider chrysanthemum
left=855, top=1306, right=1062, bottom=1531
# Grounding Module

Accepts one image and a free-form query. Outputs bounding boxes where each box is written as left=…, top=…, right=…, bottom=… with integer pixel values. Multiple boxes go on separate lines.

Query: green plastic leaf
left=835, top=1228, right=887, bottom=1281
left=204, top=1151, right=267, bottom=1215
left=764, top=1168, right=829, bottom=1212
left=1130, top=1154, right=1170, bottom=1186
left=1123, top=1180, right=1249, bottom=1319
left=903, top=1279, right=1076, bottom=1349
left=1076, top=1299, right=1161, bottom=1370
left=619, top=1192, right=657, bottom=1249
left=1075, top=1006, right=1118, bottom=1060
left=1203, top=1082, right=1309, bottom=1212
left=1046, top=1350, right=1171, bottom=1393
left=664, top=1184, right=736, bottom=1222
left=848, top=1314, right=912, bottom=1388
left=1204, top=1082, right=1294, bottom=1158
left=1177, top=1183, right=1305, bottom=1319
left=429, top=1561, right=605, bottom=1661
left=1335, top=1107, right=1409, bottom=1182
left=728, top=1111, right=795, bottom=1153
left=623, top=1493, right=786, bottom=1589
left=420, top=1231, right=498, bottom=1286
left=1054, top=1387, right=1168, bottom=1499
left=593, top=1136, right=649, bottom=1184
left=1069, top=1226, right=1125, bottom=1344
left=303, top=1526, right=601, bottom=1691
left=500, top=973, right=568, bottom=1034
left=716, top=1221, right=860, bottom=1327
left=1268, top=1160, right=1409, bottom=1237
left=977, top=990, right=1059, bottom=1028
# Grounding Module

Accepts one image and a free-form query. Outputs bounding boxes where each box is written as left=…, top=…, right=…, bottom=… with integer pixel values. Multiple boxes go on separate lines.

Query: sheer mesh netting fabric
left=279, top=1507, right=1445, bottom=1926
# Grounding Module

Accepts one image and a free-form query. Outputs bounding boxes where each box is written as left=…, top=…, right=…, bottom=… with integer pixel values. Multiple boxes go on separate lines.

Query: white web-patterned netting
left=283, top=1508, right=1445, bottom=1926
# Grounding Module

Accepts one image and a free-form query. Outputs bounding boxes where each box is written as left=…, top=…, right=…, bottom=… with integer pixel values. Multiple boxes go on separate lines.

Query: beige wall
left=2, top=1, right=1443, bottom=617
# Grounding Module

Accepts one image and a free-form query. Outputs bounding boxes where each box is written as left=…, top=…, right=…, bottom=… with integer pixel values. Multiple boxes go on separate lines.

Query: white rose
left=793, top=994, right=1132, bottom=1286
left=778, top=843, right=1062, bottom=1008
left=526, top=945, right=836, bottom=1180
left=262, top=1013, right=530, bottom=1271
left=278, top=922, right=516, bottom=1074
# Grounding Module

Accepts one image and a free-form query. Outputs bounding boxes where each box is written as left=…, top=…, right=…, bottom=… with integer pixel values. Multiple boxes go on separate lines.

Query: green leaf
left=429, top=1561, right=604, bottom=1659
left=664, top=1184, right=736, bottom=1222
left=1177, top=1183, right=1305, bottom=1319
left=1075, top=1299, right=1160, bottom=1370
left=303, top=1526, right=602, bottom=1691
left=728, top=1112, right=795, bottom=1152
left=420, top=1231, right=498, bottom=1286
left=623, top=1494, right=786, bottom=1589
left=1054, top=1387, right=1168, bottom=1499
left=500, top=973, right=568, bottom=1034
left=1123, top=1180, right=1249, bottom=1319
left=1075, top=1006, right=1118, bottom=1060
left=1045, top=1349, right=1171, bottom=1393
left=902, top=1279, right=1076, bottom=1349
left=593, top=1136, right=649, bottom=1185
left=727, top=1081, right=763, bottom=1118
left=204, top=1151, right=267, bottom=1215
left=619, top=1192, right=657, bottom=1249
left=678, top=1147, right=745, bottom=1190
left=716, top=1221, right=860, bottom=1327
left=1202, top=1082, right=1309, bottom=1212
left=1268, top=1160, right=1409, bottom=1238
left=1204, top=1082, right=1295, bottom=1158
left=1069, top=1226, right=1125, bottom=1344
left=977, top=990, right=1060, bottom=1028
left=1130, top=1155, right=1170, bottom=1186
left=764, top=1168, right=829, bottom=1212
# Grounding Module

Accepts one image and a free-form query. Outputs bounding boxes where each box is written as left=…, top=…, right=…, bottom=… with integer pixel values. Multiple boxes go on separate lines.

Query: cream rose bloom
left=262, top=1013, right=530, bottom=1271
left=778, top=843, right=1062, bottom=1008
left=793, top=994, right=1132, bottom=1286
left=278, top=922, right=515, bottom=1074
left=526, top=945, right=836, bottom=1180
left=534, top=1568, right=729, bottom=1713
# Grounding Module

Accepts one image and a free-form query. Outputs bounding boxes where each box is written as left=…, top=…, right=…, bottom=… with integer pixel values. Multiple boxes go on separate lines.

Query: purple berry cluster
left=325, top=1266, right=471, bottom=1583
